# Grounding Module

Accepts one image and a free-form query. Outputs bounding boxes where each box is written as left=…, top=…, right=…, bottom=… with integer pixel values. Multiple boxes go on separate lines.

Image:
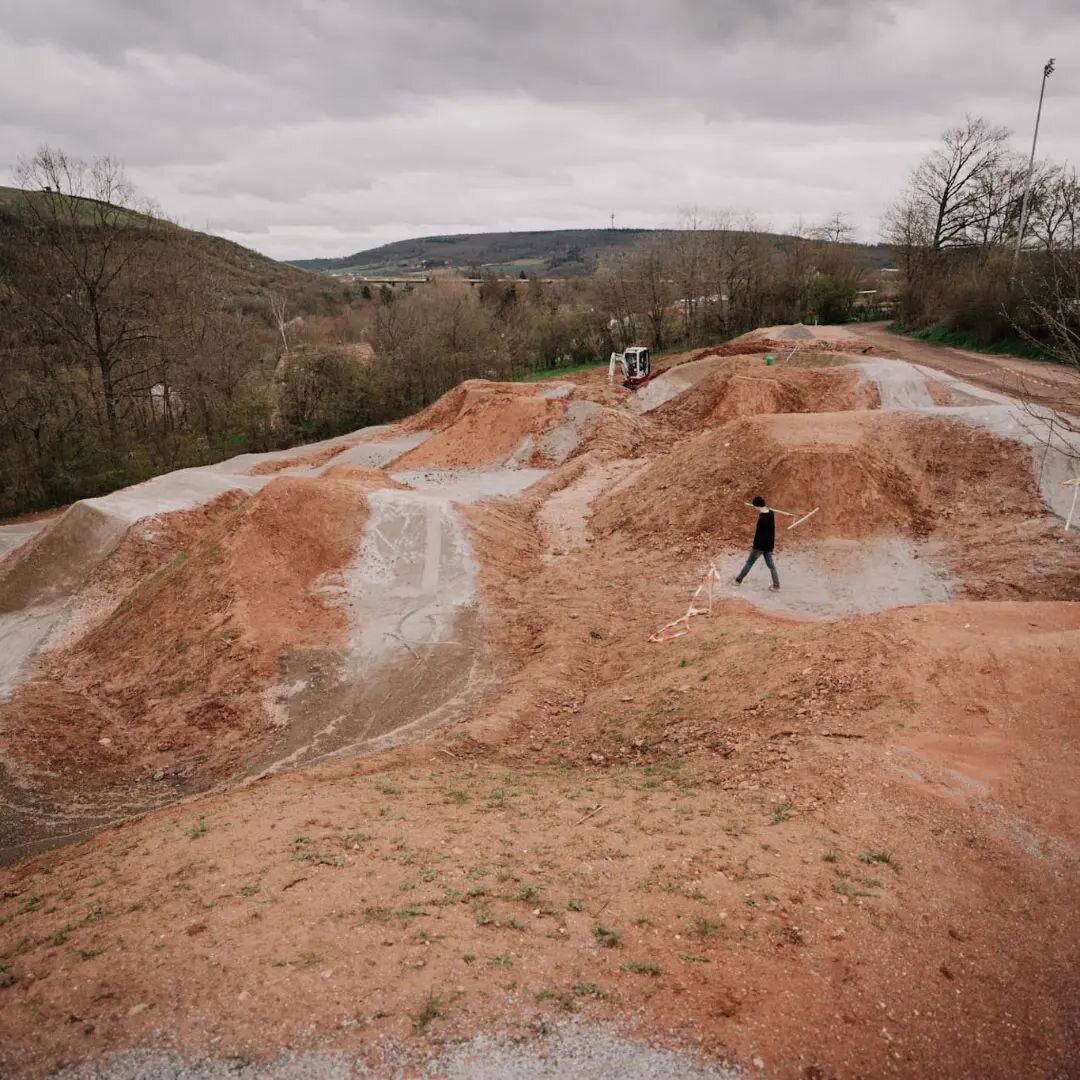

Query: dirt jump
left=1, top=329, right=1078, bottom=1080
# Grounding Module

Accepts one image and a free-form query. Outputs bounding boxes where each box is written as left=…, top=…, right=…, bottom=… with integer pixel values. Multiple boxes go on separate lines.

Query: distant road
left=855, top=322, right=1080, bottom=415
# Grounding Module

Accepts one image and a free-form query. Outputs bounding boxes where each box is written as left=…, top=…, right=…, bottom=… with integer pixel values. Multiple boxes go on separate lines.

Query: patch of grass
left=572, top=981, right=608, bottom=999
left=506, top=918, right=525, bottom=930
left=679, top=953, right=710, bottom=964
left=185, top=819, right=208, bottom=839
left=447, top=789, right=469, bottom=805
left=463, top=953, right=476, bottom=964
left=769, top=800, right=794, bottom=825
left=822, top=850, right=839, bottom=863
left=631, top=914, right=653, bottom=928
left=414, top=993, right=443, bottom=1033
left=474, top=901, right=494, bottom=926
left=859, top=850, right=899, bottom=870
left=593, top=924, right=623, bottom=949
left=535, top=989, right=577, bottom=1011
left=566, top=897, right=584, bottom=912
left=692, top=916, right=719, bottom=940
left=620, top=960, right=662, bottom=976
left=240, top=884, right=259, bottom=897
left=18, top=896, right=41, bottom=914
left=516, top=884, right=541, bottom=903
left=902, top=323, right=1057, bottom=362
left=299, top=952, right=322, bottom=966
left=344, top=830, right=371, bottom=845
left=396, top=906, right=428, bottom=920
left=491, top=954, right=512, bottom=968
left=0, top=965, right=16, bottom=989
left=78, top=948, right=106, bottom=960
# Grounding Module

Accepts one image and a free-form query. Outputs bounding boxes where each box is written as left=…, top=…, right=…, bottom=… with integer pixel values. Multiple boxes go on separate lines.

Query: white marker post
left=1065, top=478, right=1080, bottom=532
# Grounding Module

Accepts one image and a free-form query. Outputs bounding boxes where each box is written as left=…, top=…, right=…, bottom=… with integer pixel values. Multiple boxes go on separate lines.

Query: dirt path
left=856, top=323, right=1080, bottom=414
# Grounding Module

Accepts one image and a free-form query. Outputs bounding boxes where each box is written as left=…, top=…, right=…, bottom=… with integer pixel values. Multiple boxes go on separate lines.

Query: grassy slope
left=0, top=185, right=343, bottom=314
left=292, top=228, right=898, bottom=279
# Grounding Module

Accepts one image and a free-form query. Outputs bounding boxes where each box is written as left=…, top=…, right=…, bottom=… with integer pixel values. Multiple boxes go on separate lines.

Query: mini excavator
left=607, top=346, right=653, bottom=389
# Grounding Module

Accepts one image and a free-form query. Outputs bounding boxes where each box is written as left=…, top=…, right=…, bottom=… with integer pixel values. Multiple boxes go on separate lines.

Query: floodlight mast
left=1012, top=58, right=1056, bottom=279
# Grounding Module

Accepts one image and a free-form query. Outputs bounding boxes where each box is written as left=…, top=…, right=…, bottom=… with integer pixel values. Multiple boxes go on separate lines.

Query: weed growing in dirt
left=680, top=953, right=710, bottom=964
left=621, top=960, right=662, bottom=976
left=860, top=850, right=899, bottom=870
left=593, top=924, right=623, bottom=948
left=240, top=885, right=259, bottom=897
left=632, top=915, right=653, bottom=928
left=0, top=965, right=17, bottom=988
left=572, top=982, right=608, bottom=999
left=823, top=851, right=839, bottom=863
left=299, top=952, right=322, bottom=966
left=535, top=989, right=577, bottom=1011
left=463, top=954, right=476, bottom=964
left=491, top=954, right=512, bottom=967
left=185, top=819, right=208, bottom=839
left=396, top=906, right=428, bottom=920
left=692, top=916, right=719, bottom=939
left=474, top=901, right=494, bottom=926
left=516, top=884, right=541, bottom=902
left=566, top=897, right=584, bottom=912
left=414, top=994, right=442, bottom=1033
left=770, top=800, right=794, bottom=825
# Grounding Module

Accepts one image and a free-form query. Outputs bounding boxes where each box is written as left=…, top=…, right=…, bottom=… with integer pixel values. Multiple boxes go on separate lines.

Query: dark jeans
left=736, top=548, right=779, bottom=587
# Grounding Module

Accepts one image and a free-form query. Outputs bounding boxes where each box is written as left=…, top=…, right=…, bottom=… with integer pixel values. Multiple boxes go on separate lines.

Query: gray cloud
left=2, top=0, right=1078, bottom=258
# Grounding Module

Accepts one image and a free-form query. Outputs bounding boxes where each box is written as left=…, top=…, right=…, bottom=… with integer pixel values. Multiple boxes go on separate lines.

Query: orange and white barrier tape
left=649, top=563, right=723, bottom=643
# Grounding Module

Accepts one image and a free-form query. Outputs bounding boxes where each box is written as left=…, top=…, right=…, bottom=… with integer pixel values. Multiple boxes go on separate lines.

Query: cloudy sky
left=2, top=1, right=1078, bottom=260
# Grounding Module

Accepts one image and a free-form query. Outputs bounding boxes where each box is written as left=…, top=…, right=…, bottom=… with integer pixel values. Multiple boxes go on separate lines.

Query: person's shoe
left=769, top=585, right=780, bottom=592
left=733, top=578, right=742, bottom=586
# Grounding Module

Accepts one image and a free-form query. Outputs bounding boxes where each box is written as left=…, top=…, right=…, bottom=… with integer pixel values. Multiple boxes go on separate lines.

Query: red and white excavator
left=607, top=346, right=653, bottom=389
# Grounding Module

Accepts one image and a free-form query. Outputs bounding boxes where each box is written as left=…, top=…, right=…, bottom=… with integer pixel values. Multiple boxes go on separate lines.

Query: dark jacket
left=753, top=510, right=775, bottom=553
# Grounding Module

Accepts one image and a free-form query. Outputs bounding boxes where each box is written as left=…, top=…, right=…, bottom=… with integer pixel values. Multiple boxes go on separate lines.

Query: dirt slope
left=0, top=334, right=1077, bottom=1080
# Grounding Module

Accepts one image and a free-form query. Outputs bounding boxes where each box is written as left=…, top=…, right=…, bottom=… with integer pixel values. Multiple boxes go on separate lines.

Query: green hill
left=0, top=185, right=343, bottom=315
left=292, top=228, right=896, bottom=279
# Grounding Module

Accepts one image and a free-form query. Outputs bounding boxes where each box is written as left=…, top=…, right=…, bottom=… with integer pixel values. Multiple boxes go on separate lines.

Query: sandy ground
left=1, top=330, right=1078, bottom=1079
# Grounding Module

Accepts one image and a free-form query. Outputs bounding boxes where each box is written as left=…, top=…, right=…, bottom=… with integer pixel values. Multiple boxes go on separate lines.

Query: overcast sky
left=2, top=1, right=1078, bottom=260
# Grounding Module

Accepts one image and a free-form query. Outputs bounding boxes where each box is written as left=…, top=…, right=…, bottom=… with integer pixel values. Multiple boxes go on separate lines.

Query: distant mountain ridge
left=291, top=228, right=896, bottom=279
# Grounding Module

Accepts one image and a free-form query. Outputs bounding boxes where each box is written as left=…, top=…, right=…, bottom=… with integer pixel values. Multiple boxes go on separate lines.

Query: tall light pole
left=1012, top=57, right=1056, bottom=278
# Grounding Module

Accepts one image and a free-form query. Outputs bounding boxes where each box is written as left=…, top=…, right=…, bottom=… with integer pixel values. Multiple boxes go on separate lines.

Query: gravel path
left=60, top=1023, right=750, bottom=1079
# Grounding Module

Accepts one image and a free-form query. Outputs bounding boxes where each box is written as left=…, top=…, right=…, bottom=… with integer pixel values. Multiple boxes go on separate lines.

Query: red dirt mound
left=0, top=468, right=398, bottom=786
left=654, top=360, right=879, bottom=430
left=591, top=413, right=1043, bottom=545
left=398, top=380, right=549, bottom=434
left=393, top=393, right=568, bottom=469
left=248, top=441, right=358, bottom=475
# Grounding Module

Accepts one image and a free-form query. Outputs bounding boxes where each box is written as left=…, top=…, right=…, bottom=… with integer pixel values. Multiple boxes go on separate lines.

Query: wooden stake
left=787, top=507, right=820, bottom=531
left=745, top=502, right=796, bottom=517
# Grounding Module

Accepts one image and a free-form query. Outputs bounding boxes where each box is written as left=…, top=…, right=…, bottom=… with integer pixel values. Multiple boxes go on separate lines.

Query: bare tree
left=268, top=292, right=290, bottom=354
left=812, top=212, right=857, bottom=244
left=886, top=116, right=1011, bottom=253
left=11, top=146, right=165, bottom=450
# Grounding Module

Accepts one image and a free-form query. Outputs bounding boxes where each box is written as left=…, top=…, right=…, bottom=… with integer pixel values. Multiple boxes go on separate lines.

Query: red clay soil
left=0, top=467, right=397, bottom=787
left=592, top=412, right=1045, bottom=546
left=248, top=441, right=359, bottom=475
left=2, top=496, right=1077, bottom=1080
left=393, top=393, right=568, bottom=469
left=653, top=359, right=880, bottom=431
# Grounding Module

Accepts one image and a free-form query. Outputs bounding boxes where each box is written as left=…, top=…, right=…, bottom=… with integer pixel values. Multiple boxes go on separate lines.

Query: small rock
left=752, top=1056, right=765, bottom=1070
left=99, top=737, right=111, bottom=747
left=128, top=1003, right=151, bottom=1017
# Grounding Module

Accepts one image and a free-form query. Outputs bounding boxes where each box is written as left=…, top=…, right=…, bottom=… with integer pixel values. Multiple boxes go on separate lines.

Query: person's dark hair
left=752, top=495, right=766, bottom=507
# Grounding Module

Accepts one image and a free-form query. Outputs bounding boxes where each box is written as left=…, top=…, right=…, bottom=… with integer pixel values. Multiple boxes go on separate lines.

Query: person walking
left=734, top=496, right=780, bottom=591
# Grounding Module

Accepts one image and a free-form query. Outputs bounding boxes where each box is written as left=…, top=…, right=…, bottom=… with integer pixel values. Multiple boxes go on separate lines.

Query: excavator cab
left=608, top=346, right=652, bottom=389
